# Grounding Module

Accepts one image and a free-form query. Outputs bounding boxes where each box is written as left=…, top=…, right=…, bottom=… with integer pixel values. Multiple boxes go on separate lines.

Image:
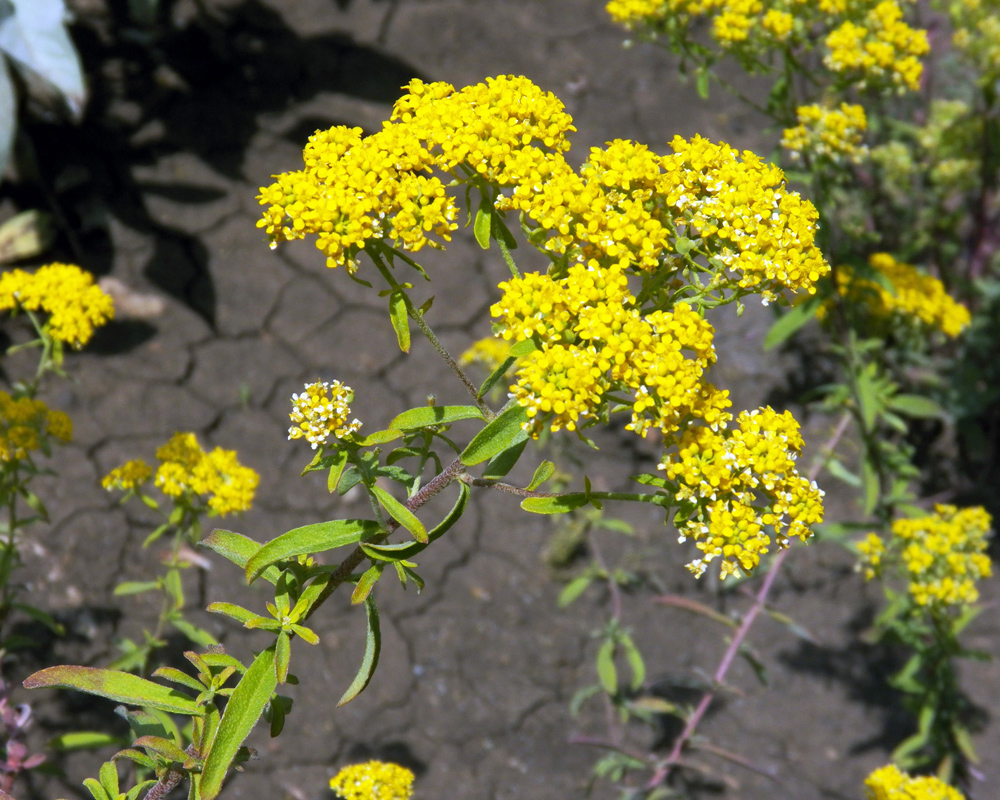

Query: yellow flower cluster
left=864, top=764, right=966, bottom=799
left=288, top=380, right=362, bottom=449
left=258, top=76, right=575, bottom=269
left=782, top=103, right=868, bottom=164
left=458, top=336, right=513, bottom=374
left=833, top=254, right=971, bottom=337
left=824, top=1, right=928, bottom=92
left=659, top=407, right=824, bottom=578
left=0, top=263, right=114, bottom=348
left=0, top=392, right=72, bottom=462
left=493, top=261, right=731, bottom=436
left=105, top=433, right=258, bottom=516
left=499, top=136, right=828, bottom=304
left=329, top=761, right=414, bottom=800
left=859, top=505, right=993, bottom=609
left=101, top=459, right=153, bottom=492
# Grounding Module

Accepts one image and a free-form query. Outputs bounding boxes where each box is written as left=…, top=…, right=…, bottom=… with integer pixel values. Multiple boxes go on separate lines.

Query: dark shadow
left=341, top=740, right=427, bottom=778
left=7, top=0, right=424, bottom=330
left=85, top=319, right=158, bottom=356
left=778, top=604, right=989, bottom=758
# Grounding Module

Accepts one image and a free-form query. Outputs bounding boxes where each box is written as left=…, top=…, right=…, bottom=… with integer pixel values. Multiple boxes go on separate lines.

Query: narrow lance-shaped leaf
left=199, top=645, right=277, bottom=800
left=371, top=485, right=427, bottom=543
left=244, top=519, right=380, bottom=583
left=200, top=530, right=281, bottom=585
left=23, top=666, right=203, bottom=716
left=474, top=194, right=492, bottom=249
left=763, top=295, right=821, bottom=350
left=389, top=405, right=484, bottom=431
left=460, top=403, right=529, bottom=466
left=338, top=594, right=381, bottom=706
left=388, top=289, right=410, bottom=353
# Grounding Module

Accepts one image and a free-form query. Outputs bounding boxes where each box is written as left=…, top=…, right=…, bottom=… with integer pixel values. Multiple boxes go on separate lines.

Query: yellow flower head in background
left=0, top=263, right=114, bottom=348
left=864, top=763, right=965, bottom=799
left=823, top=0, right=929, bottom=91
left=782, top=103, right=868, bottom=164
left=832, top=254, right=971, bottom=337
left=0, top=391, right=72, bottom=462
left=859, top=505, right=993, bottom=610
left=288, top=380, right=362, bottom=449
left=458, top=337, right=512, bottom=374
left=329, top=761, right=414, bottom=800
left=129, top=432, right=260, bottom=516
left=101, top=459, right=153, bottom=492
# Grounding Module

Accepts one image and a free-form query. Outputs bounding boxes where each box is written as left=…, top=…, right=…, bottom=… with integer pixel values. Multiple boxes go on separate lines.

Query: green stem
left=367, top=247, right=495, bottom=419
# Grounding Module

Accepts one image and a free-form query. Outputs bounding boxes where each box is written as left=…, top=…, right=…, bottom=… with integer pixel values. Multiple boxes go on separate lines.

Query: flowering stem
left=367, top=248, right=494, bottom=419
left=464, top=478, right=671, bottom=508
left=648, top=412, right=851, bottom=788
left=301, top=457, right=467, bottom=622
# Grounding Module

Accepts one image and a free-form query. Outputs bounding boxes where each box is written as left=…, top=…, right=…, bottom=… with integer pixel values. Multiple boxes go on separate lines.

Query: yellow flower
left=0, top=263, right=114, bottom=348
left=864, top=763, right=966, bottom=799
left=329, top=761, right=414, bottom=800
left=102, top=459, right=153, bottom=492
left=458, top=337, right=515, bottom=374
left=831, top=254, right=971, bottom=337
left=860, top=505, right=993, bottom=610
left=823, top=1, right=929, bottom=92
left=153, top=433, right=258, bottom=515
left=782, top=103, right=868, bottom=164
left=762, top=9, right=795, bottom=40
left=0, top=391, right=72, bottom=462
left=288, top=380, right=362, bottom=449
left=659, top=407, right=824, bottom=579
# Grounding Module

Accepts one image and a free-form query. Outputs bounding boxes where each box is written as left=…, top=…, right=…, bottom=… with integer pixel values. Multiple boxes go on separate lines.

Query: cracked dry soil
left=2, top=1, right=998, bottom=799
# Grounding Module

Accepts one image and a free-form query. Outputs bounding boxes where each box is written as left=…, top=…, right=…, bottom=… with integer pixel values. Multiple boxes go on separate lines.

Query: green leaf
left=10, top=602, right=64, bottom=635
left=327, top=449, right=349, bottom=494
left=856, top=367, right=879, bottom=432
left=244, top=519, right=380, bottom=583
left=207, top=603, right=260, bottom=627
left=100, top=760, right=120, bottom=797
left=388, top=290, right=410, bottom=353
left=170, top=616, right=218, bottom=648
left=355, top=429, right=404, bottom=446
left=558, top=575, right=592, bottom=608
left=596, top=639, right=617, bottom=695
left=460, top=403, right=529, bottom=465
left=696, top=69, right=710, bottom=99
left=481, top=438, right=527, bottom=480
left=113, top=581, right=160, bottom=597
left=338, top=595, right=381, bottom=706
left=888, top=394, right=945, bottom=419
left=200, top=530, right=281, bottom=586
left=275, top=631, right=291, bottom=684
left=132, top=735, right=189, bottom=764
left=83, top=777, right=111, bottom=800
left=49, top=731, right=125, bottom=751
left=621, top=635, right=645, bottom=691
left=351, top=564, right=382, bottom=605
left=389, top=405, right=485, bottom=431
left=521, top=493, right=589, bottom=514
left=825, top=458, right=862, bottom=487
left=764, top=295, right=821, bottom=350
left=371, top=486, right=427, bottom=543
left=474, top=194, right=492, bottom=249
left=526, top=460, right=555, bottom=491
left=151, top=667, right=204, bottom=693
left=199, top=646, right=277, bottom=800
left=23, top=666, right=203, bottom=716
